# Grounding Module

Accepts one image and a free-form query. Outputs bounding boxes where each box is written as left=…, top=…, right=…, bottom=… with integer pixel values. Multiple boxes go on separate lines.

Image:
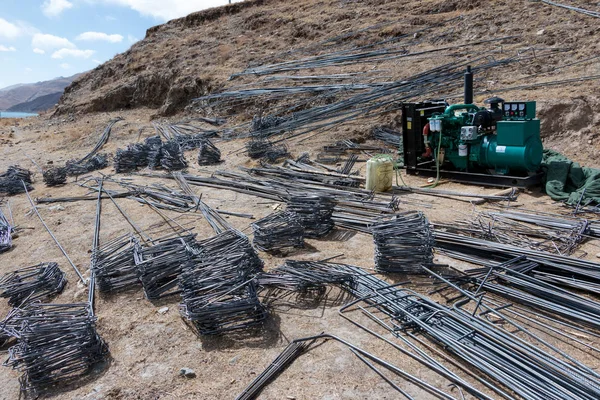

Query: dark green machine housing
left=425, top=100, right=543, bottom=175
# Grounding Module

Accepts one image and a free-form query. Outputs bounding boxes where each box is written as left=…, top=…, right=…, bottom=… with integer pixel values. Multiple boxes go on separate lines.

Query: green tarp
left=542, top=150, right=600, bottom=206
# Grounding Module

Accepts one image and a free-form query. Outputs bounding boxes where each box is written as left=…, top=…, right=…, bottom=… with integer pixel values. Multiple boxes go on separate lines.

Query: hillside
left=0, top=74, right=80, bottom=111
left=6, top=91, right=62, bottom=113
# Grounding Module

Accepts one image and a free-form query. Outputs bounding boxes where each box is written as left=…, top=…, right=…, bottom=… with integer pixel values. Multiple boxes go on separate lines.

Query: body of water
left=0, top=111, right=38, bottom=118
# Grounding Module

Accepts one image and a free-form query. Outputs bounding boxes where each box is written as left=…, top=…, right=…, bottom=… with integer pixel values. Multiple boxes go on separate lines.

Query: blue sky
left=0, top=0, right=238, bottom=89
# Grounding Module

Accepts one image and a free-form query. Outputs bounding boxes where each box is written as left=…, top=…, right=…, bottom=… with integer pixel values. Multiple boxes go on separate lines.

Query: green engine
left=425, top=98, right=543, bottom=175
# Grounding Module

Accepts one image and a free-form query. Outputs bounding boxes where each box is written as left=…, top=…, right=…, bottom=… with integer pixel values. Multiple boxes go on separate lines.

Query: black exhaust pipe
left=464, top=66, right=473, bottom=104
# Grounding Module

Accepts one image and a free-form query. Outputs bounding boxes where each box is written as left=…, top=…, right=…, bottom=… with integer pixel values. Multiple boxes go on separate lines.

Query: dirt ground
left=1, top=111, right=600, bottom=400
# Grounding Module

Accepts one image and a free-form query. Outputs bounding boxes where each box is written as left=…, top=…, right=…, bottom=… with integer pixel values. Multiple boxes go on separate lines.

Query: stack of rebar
left=372, top=126, right=402, bottom=148
left=134, top=234, right=196, bottom=300
left=0, top=263, right=66, bottom=307
left=42, top=167, right=67, bottom=186
left=251, top=115, right=287, bottom=133
left=92, top=234, right=140, bottom=292
left=263, top=144, right=289, bottom=163
left=257, top=260, right=356, bottom=292
left=114, top=143, right=149, bottom=173
left=160, top=140, right=187, bottom=171
left=144, top=136, right=163, bottom=169
left=287, top=195, right=335, bottom=238
left=372, top=212, right=434, bottom=273
left=246, top=137, right=272, bottom=159
left=0, top=205, right=12, bottom=254
left=197, top=139, right=221, bottom=165
left=3, top=303, right=109, bottom=395
left=0, top=166, right=33, bottom=195
left=65, top=153, right=109, bottom=176
left=251, top=211, right=304, bottom=253
left=179, top=230, right=266, bottom=335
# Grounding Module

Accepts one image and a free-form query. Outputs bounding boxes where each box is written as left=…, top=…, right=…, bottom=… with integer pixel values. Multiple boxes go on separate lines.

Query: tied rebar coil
left=287, top=195, right=335, bottom=238
left=114, top=143, right=149, bottom=173
left=92, top=234, right=140, bottom=293
left=65, top=153, right=109, bottom=176
left=0, top=263, right=66, bottom=307
left=251, top=211, right=304, bottom=253
left=42, top=167, right=67, bottom=187
left=0, top=166, right=33, bottom=195
left=160, top=140, right=187, bottom=171
left=197, top=139, right=222, bottom=165
left=144, top=136, right=163, bottom=170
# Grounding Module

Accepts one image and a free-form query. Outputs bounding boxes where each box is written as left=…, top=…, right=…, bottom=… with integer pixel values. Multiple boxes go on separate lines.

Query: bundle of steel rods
left=246, top=137, right=272, bottom=159
left=372, top=126, right=402, bottom=148
left=0, top=263, right=66, bottom=307
left=145, top=136, right=163, bottom=169
left=257, top=260, right=356, bottom=292
left=0, top=205, right=12, bottom=253
left=338, top=154, right=358, bottom=175
left=3, top=303, right=109, bottom=395
left=179, top=230, right=266, bottom=335
left=372, top=212, right=434, bottom=273
left=197, top=139, right=221, bottom=165
left=251, top=211, right=304, bottom=253
left=42, top=167, right=67, bottom=186
left=159, top=140, right=187, bottom=171
left=92, top=234, right=140, bottom=292
left=0, top=166, right=33, bottom=195
left=287, top=195, right=335, bottom=238
left=134, top=234, right=197, bottom=300
left=262, top=144, right=289, bottom=163
left=65, top=153, right=109, bottom=176
left=251, top=115, right=288, bottom=133
left=70, top=117, right=122, bottom=165
left=114, top=143, right=149, bottom=173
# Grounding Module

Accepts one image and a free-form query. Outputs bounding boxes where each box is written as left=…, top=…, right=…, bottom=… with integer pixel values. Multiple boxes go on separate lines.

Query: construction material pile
left=287, top=195, right=335, bottom=238
left=246, top=137, right=271, bottom=159
left=159, top=140, right=187, bottom=171
left=372, top=212, right=434, bottom=273
left=251, top=211, right=304, bottom=253
left=0, top=166, right=33, bottom=195
left=114, top=143, right=149, bottom=173
left=251, top=115, right=287, bottom=133
left=257, top=260, right=356, bottom=293
left=197, top=139, right=221, bottom=165
left=144, top=136, right=163, bottom=169
left=372, top=126, right=401, bottom=148
left=134, top=234, right=196, bottom=300
left=0, top=263, right=66, bottom=306
left=65, top=153, right=109, bottom=176
left=179, top=230, right=266, bottom=336
left=0, top=205, right=12, bottom=254
left=42, top=167, right=67, bottom=186
left=92, top=234, right=139, bottom=293
left=3, top=303, right=109, bottom=395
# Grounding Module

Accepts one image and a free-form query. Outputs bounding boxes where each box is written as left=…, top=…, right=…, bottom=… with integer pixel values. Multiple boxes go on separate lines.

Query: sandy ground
left=1, top=112, right=600, bottom=400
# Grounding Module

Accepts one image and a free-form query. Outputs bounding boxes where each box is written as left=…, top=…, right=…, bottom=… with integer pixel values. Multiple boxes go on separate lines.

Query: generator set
left=401, top=67, right=544, bottom=187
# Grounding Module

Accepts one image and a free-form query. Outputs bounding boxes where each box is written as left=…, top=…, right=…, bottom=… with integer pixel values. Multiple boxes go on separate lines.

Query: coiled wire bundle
left=246, top=138, right=272, bottom=159
left=287, top=195, right=335, bottom=238
left=0, top=263, right=66, bottom=306
left=251, top=211, right=304, bottom=253
left=197, top=139, right=221, bottom=165
left=42, top=167, right=67, bottom=186
left=92, top=234, right=139, bottom=293
left=0, top=206, right=12, bottom=254
left=256, top=260, right=356, bottom=293
left=114, top=143, right=149, bottom=173
left=144, top=136, right=163, bottom=169
left=372, top=212, right=434, bottom=273
left=179, top=230, right=266, bottom=335
left=65, top=153, right=109, bottom=176
left=3, top=303, right=109, bottom=395
left=0, top=166, right=33, bottom=195
left=134, top=234, right=197, bottom=300
left=160, top=140, right=188, bottom=171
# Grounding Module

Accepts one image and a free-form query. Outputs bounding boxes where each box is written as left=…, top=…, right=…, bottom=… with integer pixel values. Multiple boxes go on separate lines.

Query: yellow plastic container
left=365, top=155, right=394, bottom=192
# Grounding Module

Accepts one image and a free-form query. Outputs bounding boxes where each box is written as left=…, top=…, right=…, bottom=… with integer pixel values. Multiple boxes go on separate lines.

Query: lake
left=0, top=111, right=38, bottom=118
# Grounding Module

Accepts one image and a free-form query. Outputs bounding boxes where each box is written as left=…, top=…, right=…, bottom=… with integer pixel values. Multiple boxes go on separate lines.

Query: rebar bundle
left=71, top=117, right=122, bottom=166
left=251, top=115, right=287, bottom=133
left=197, top=139, right=221, bottom=165
left=42, top=167, right=67, bottom=186
left=263, top=144, right=289, bottom=163
left=179, top=230, right=266, bottom=336
left=144, top=136, right=163, bottom=169
left=251, top=211, right=304, bottom=253
left=114, top=143, right=149, bottom=173
left=0, top=166, right=33, bottom=195
left=159, top=140, right=187, bottom=171
left=372, top=126, right=402, bottom=148
left=287, top=195, right=335, bottom=238
left=246, top=137, right=272, bottom=159
left=257, top=260, right=356, bottom=292
left=134, top=234, right=196, bottom=300
left=0, top=205, right=12, bottom=253
left=3, top=303, right=109, bottom=395
left=92, top=234, right=140, bottom=292
left=65, top=153, right=109, bottom=176
left=372, top=212, right=434, bottom=273
left=0, top=263, right=66, bottom=307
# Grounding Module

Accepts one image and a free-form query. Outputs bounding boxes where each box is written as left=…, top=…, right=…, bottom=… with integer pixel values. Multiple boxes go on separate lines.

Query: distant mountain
left=6, top=91, right=63, bottom=113
left=0, top=74, right=82, bottom=111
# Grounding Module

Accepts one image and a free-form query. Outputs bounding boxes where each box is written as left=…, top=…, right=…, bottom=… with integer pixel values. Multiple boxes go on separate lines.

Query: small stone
left=596, top=253, right=600, bottom=259
left=537, top=29, right=545, bottom=35
left=157, top=306, right=169, bottom=315
left=49, top=205, right=65, bottom=212
left=229, top=355, right=240, bottom=365
left=179, top=368, right=196, bottom=378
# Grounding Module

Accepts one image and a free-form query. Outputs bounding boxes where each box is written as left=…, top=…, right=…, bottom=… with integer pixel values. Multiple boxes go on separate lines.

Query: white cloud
left=60, top=63, right=71, bottom=69
left=96, top=0, right=239, bottom=21
left=42, top=0, right=74, bottom=17
left=76, top=31, right=123, bottom=43
left=33, top=48, right=45, bottom=54
left=32, top=33, right=75, bottom=51
left=127, top=34, right=139, bottom=44
left=52, top=48, right=95, bottom=59
left=92, top=59, right=102, bottom=64
left=0, top=45, right=16, bottom=52
left=0, top=18, right=21, bottom=39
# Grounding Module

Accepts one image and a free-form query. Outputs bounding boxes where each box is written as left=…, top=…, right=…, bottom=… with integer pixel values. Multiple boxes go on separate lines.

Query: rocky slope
left=6, top=91, right=63, bottom=113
